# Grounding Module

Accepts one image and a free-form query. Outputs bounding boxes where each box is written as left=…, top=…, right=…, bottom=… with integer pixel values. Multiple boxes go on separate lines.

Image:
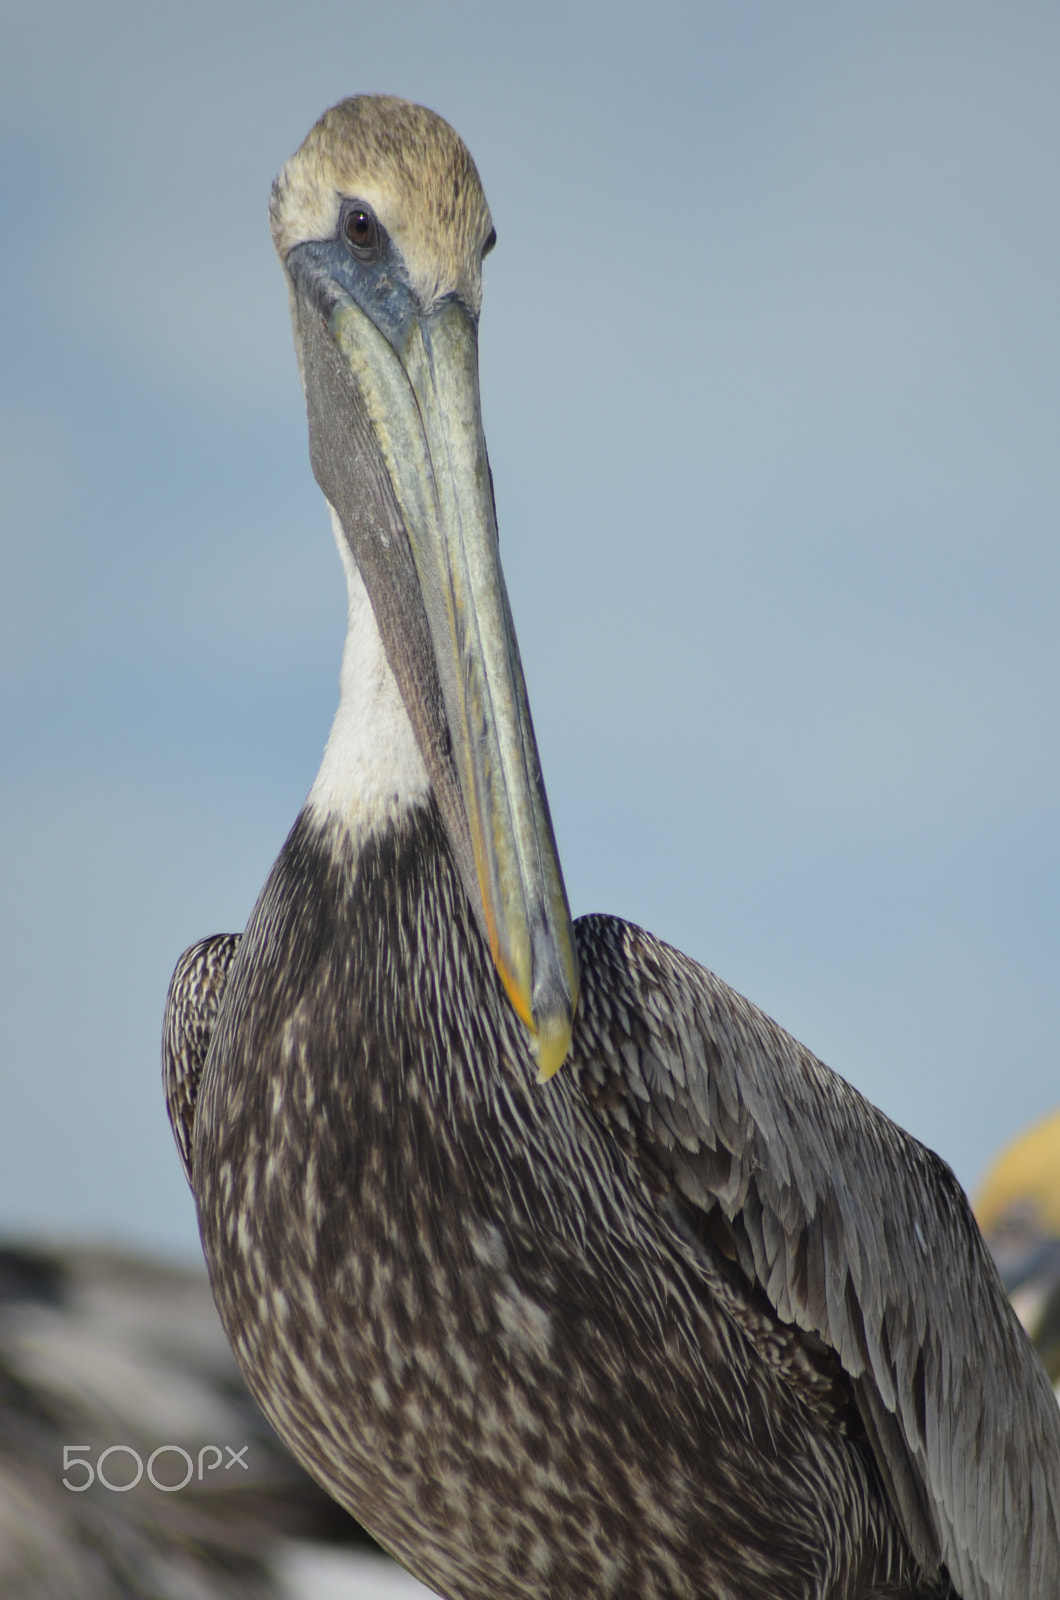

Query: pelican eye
left=341, top=203, right=383, bottom=261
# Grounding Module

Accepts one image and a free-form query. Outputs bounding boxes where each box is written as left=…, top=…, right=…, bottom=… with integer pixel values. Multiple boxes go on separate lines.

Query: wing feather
left=572, top=913, right=1060, bottom=1600
left=162, top=934, right=242, bottom=1185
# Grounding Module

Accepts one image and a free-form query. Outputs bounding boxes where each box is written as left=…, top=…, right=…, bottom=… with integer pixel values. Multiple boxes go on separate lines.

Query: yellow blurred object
left=975, top=1108, right=1060, bottom=1234
left=975, top=1110, right=1060, bottom=1387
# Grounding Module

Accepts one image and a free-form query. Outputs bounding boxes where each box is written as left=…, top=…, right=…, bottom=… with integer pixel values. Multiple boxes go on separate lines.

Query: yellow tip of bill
left=534, top=1015, right=573, bottom=1084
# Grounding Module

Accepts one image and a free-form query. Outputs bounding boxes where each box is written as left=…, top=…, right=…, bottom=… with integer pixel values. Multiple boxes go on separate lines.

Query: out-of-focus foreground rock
left=0, top=1241, right=430, bottom=1599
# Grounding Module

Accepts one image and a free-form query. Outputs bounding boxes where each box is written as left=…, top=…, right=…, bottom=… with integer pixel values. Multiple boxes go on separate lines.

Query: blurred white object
left=280, top=1544, right=438, bottom=1599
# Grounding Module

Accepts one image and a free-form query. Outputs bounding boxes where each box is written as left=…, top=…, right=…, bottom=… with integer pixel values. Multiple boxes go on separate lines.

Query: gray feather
left=572, top=913, right=1060, bottom=1600
left=163, top=933, right=242, bottom=1184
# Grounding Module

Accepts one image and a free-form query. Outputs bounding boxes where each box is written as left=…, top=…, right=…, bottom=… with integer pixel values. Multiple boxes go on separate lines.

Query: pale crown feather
left=269, top=95, right=494, bottom=315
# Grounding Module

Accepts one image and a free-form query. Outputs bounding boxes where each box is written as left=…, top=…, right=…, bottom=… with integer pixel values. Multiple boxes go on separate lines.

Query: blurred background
left=1, top=1, right=1057, bottom=1264
left=2, top=5, right=1057, bottom=1593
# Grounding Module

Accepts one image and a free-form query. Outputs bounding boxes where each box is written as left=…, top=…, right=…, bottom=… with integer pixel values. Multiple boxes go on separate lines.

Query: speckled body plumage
left=189, top=802, right=936, bottom=1600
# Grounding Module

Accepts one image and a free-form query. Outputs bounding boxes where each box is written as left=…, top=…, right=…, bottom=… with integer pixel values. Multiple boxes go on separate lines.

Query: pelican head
left=270, top=96, right=578, bottom=1078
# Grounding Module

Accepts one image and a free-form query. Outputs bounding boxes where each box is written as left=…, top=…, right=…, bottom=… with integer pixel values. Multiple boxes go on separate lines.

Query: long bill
left=291, top=272, right=579, bottom=1080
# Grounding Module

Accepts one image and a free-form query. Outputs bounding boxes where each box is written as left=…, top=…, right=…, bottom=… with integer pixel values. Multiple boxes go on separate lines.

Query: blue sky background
left=1, top=1, right=1057, bottom=1258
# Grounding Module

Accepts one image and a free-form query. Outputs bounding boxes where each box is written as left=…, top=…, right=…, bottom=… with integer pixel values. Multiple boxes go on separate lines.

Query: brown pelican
left=164, top=96, right=1060, bottom=1600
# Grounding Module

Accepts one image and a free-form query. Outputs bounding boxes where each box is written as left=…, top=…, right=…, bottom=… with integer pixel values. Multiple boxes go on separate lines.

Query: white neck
left=306, top=509, right=430, bottom=839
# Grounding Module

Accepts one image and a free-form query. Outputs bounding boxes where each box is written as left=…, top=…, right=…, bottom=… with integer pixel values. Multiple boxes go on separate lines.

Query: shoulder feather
left=571, top=914, right=1060, bottom=1600
left=162, top=934, right=242, bottom=1185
